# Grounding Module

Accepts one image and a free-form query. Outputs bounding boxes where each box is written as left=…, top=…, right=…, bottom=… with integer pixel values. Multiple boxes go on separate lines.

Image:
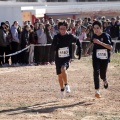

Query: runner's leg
left=61, top=64, right=71, bottom=93
left=61, top=65, right=68, bottom=85
left=58, top=73, right=64, bottom=90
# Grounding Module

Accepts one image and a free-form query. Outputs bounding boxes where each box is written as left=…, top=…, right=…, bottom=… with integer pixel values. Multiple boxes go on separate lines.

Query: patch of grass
left=74, top=110, right=120, bottom=120
left=111, top=117, right=120, bottom=120
left=18, top=102, right=30, bottom=108
left=111, top=53, right=120, bottom=64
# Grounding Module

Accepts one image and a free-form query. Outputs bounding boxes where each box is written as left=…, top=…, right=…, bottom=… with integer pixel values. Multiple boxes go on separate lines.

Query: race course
left=0, top=54, right=120, bottom=120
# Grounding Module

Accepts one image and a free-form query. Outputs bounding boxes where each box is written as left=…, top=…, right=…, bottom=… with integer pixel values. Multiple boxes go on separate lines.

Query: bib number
left=58, top=47, right=69, bottom=58
left=96, top=49, right=108, bottom=59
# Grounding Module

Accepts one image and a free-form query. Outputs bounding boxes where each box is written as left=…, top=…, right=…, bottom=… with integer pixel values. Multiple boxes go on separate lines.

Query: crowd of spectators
left=0, top=15, right=120, bottom=67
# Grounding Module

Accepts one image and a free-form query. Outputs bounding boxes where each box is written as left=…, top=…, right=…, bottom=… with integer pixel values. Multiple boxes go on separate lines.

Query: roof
left=0, top=1, right=120, bottom=14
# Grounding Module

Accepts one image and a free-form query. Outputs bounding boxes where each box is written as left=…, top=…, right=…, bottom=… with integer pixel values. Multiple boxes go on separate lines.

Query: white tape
left=0, top=46, right=30, bottom=57
left=33, top=44, right=51, bottom=46
left=0, top=44, right=52, bottom=57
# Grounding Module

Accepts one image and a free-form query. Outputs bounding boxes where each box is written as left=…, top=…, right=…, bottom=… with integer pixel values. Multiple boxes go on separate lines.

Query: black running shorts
left=56, top=62, right=69, bottom=75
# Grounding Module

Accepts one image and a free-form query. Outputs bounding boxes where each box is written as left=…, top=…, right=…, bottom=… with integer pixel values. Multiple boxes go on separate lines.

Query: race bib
left=58, top=47, right=69, bottom=58
left=96, top=49, right=108, bottom=59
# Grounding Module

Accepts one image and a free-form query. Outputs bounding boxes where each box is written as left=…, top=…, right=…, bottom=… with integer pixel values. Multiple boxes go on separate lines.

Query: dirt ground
left=0, top=54, right=120, bottom=120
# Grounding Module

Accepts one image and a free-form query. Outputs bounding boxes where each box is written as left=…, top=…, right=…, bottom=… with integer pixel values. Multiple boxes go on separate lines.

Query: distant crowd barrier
left=0, top=40, right=119, bottom=58
left=112, top=40, right=120, bottom=53
left=0, top=44, right=51, bottom=58
left=0, top=46, right=30, bottom=57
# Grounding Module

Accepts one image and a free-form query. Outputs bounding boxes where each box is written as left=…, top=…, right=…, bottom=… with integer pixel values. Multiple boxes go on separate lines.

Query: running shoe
left=95, top=93, right=101, bottom=98
left=65, top=85, right=71, bottom=93
left=60, top=91, right=65, bottom=99
left=104, top=80, right=108, bottom=89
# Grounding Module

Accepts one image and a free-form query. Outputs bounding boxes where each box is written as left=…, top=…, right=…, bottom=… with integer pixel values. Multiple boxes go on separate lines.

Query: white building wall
left=0, top=6, right=22, bottom=26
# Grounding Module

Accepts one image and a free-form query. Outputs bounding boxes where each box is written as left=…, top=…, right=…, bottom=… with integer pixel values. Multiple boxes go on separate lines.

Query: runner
left=51, top=20, right=81, bottom=98
left=85, top=21, right=113, bottom=98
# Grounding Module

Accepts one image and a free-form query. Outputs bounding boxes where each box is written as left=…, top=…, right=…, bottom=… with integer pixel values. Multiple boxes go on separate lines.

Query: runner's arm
left=93, top=38, right=113, bottom=50
left=71, top=34, right=82, bottom=60
left=76, top=39, right=82, bottom=60
left=85, top=42, right=93, bottom=55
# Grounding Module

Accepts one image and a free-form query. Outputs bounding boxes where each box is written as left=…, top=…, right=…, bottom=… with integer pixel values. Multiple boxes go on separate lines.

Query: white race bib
left=58, top=47, right=69, bottom=58
left=96, top=49, right=108, bottom=59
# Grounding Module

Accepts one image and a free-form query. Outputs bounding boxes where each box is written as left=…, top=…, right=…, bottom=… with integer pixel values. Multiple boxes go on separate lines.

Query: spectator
left=29, top=25, right=36, bottom=65
left=4, top=23, right=12, bottom=66
left=10, top=21, right=20, bottom=66
left=116, top=16, right=120, bottom=25
left=36, top=23, right=47, bottom=65
left=66, top=17, right=71, bottom=32
left=21, top=25, right=30, bottom=65
left=74, top=23, right=80, bottom=36
left=49, top=17, right=55, bottom=26
left=44, top=19, right=49, bottom=25
left=0, top=22, right=10, bottom=66
left=86, top=24, right=94, bottom=41
left=44, top=23, right=53, bottom=65
left=83, top=17, right=88, bottom=27
left=50, top=25, right=57, bottom=38
left=79, top=25, right=87, bottom=43
left=79, top=25, right=87, bottom=55
left=103, top=21, right=111, bottom=35
left=54, top=19, right=60, bottom=34
left=110, top=17, right=119, bottom=39
left=34, top=22, right=39, bottom=65
left=110, top=17, right=119, bottom=53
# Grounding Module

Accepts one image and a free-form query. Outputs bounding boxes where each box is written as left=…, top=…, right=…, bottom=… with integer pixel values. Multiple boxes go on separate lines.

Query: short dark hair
left=88, top=17, right=91, bottom=21
left=30, top=24, right=34, bottom=30
left=92, top=20, right=102, bottom=28
left=84, top=17, right=88, bottom=20
left=58, top=20, right=68, bottom=29
left=1, top=22, right=6, bottom=26
left=111, top=17, right=116, bottom=20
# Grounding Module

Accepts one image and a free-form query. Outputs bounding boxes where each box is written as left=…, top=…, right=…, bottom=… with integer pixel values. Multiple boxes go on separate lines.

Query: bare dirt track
left=0, top=54, right=120, bottom=120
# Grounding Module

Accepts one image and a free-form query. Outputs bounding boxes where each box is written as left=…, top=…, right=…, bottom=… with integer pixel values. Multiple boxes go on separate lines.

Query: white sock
left=96, top=89, right=100, bottom=94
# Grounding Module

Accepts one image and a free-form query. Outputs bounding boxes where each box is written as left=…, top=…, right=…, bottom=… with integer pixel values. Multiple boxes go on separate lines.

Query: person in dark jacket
left=21, top=25, right=30, bottom=65
left=4, top=23, right=12, bottom=66
left=109, top=17, right=119, bottom=53
left=29, top=25, right=36, bottom=65
left=51, top=20, right=81, bottom=98
left=0, top=22, right=8, bottom=66
left=44, top=23, right=53, bottom=65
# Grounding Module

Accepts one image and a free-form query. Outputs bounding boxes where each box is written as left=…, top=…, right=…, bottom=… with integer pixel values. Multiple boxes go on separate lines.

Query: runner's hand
left=93, top=39, right=101, bottom=45
left=85, top=49, right=89, bottom=57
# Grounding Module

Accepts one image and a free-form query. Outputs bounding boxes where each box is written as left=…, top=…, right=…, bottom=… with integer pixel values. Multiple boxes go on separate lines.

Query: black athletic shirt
left=91, top=32, right=112, bottom=60
left=52, top=33, right=81, bottom=65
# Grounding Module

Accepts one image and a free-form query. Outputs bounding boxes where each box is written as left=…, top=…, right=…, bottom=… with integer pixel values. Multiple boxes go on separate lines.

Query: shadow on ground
left=0, top=100, right=93, bottom=115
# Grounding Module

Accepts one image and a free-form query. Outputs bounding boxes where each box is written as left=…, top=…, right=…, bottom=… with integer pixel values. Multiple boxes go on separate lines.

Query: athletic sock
left=65, top=84, right=68, bottom=86
left=61, top=88, right=64, bottom=92
left=96, top=90, right=100, bottom=94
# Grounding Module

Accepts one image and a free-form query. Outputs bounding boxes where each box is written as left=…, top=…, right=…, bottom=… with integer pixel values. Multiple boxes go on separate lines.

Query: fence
left=0, top=40, right=120, bottom=66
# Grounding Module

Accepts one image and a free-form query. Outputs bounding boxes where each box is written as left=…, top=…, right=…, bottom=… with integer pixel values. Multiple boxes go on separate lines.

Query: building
left=0, top=1, right=120, bottom=25
left=0, top=0, right=120, bottom=2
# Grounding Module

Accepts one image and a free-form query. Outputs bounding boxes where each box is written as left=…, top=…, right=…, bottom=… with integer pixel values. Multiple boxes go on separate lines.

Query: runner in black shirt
left=52, top=20, right=81, bottom=98
left=85, top=21, right=113, bottom=98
